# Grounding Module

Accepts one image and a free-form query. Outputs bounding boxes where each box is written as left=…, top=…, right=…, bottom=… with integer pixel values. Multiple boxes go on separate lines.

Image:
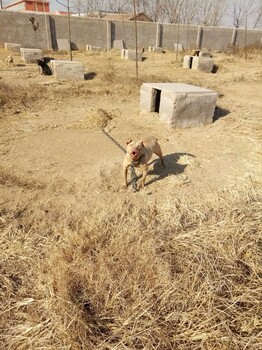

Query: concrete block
left=113, top=40, right=125, bottom=50
left=20, top=48, right=42, bottom=63
left=183, top=55, right=193, bottom=69
left=5, top=42, right=22, bottom=52
left=148, top=46, right=163, bottom=53
left=86, top=45, right=103, bottom=52
left=199, top=51, right=211, bottom=57
left=121, top=49, right=142, bottom=61
left=57, top=39, right=70, bottom=51
left=174, top=43, right=184, bottom=51
left=192, top=56, right=214, bottom=73
left=140, top=83, right=217, bottom=128
left=50, top=60, right=84, bottom=80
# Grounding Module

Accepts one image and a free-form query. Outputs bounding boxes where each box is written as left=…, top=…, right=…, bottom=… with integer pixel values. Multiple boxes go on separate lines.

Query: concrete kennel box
left=140, top=83, right=217, bottom=128
left=50, top=60, right=84, bottom=80
left=20, top=48, right=42, bottom=63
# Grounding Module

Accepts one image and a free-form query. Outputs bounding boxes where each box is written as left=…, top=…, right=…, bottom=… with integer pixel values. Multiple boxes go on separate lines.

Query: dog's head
left=126, top=139, right=145, bottom=161
left=36, top=58, right=45, bottom=67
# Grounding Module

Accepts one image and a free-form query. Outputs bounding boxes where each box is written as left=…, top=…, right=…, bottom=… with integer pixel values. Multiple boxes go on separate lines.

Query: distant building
left=101, top=12, right=153, bottom=22
left=4, top=0, right=50, bottom=12
left=72, top=11, right=153, bottom=22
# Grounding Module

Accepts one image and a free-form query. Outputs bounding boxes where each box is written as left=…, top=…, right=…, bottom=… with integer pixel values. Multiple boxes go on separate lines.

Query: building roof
left=101, top=12, right=152, bottom=22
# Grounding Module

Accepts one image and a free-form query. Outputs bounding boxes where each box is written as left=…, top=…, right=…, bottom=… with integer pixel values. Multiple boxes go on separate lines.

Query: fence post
left=107, top=20, right=112, bottom=50
left=156, top=22, right=161, bottom=47
left=231, top=27, right=237, bottom=47
left=196, top=25, right=202, bottom=49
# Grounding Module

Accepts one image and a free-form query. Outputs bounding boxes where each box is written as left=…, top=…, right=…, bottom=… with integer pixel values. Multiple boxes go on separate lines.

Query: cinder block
left=174, top=43, right=184, bottom=51
left=5, top=42, right=22, bottom=52
left=140, top=83, right=217, bottom=128
left=86, top=45, right=103, bottom=52
left=50, top=60, right=84, bottom=80
left=192, top=56, right=214, bottom=73
left=148, top=46, right=163, bottom=53
left=113, top=40, right=125, bottom=50
left=121, top=49, right=142, bottom=61
left=20, top=48, right=43, bottom=63
left=183, top=55, right=193, bottom=69
left=57, top=39, right=70, bottom=51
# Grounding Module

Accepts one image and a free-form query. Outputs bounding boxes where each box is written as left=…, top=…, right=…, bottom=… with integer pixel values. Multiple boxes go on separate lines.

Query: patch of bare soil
left=0, top=47, right=261, bottom=350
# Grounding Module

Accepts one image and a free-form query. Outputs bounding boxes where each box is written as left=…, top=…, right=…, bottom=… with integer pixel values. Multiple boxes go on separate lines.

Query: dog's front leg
left=139, top=164, right=148, bottom=189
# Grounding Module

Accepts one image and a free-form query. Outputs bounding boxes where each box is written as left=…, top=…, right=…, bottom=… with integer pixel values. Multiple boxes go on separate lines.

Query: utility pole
left=133, top=0, right=138, bottom=80
left=0, top=0, right=3, bottom=10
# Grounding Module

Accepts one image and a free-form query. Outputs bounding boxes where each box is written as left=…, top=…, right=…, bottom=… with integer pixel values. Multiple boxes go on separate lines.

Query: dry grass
left=0, top=48, right=262, bottom=350
left=0, top=181, right=261, bottom=350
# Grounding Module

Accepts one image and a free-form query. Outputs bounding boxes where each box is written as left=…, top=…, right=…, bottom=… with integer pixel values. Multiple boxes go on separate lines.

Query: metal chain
left=102, top=128, right=138, bottom=192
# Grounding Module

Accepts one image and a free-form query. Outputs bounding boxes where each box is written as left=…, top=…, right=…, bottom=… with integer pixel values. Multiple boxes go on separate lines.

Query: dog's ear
left=126, top=139, right=132, bottom=145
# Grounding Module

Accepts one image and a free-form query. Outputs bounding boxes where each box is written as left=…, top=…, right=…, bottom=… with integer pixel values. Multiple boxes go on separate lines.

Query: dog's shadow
left=145, top=152, right=195, bottom=187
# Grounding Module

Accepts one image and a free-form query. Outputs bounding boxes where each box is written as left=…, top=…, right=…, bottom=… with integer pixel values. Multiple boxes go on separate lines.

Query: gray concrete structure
left=86, top=45, right=103, bottom=52
left=191, top=56, right=214, bottom=72
left=140, top=83, right=217, bottom=128
left=50, top=60, right=84, bottom=80
left=20, top=48, right=43, bottom=63
left=148, top=46, right=163, bottom=53
left=57, top=39, right=70, bottom=51
left=5, top=42, right=22, bottom=52
left=121, top=49, right=143, bottom=61
left=0, top=10, right=261, bottom=52
left=113, top=40, right=125, bottom=49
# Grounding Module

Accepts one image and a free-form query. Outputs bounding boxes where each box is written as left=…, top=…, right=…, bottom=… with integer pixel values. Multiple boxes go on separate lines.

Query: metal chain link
left=102, top=128, right=138, bottom=192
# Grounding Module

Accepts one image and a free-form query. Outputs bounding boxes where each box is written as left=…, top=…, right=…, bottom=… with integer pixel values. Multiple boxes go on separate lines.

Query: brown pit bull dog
left=123, top=136, right=164, bottom=189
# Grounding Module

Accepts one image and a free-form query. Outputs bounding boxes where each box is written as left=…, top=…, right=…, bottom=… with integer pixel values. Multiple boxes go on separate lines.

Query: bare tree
left=129, top=0, right=165, bottom=22
left=196, top=0, right=228, bottom=26
left=161, top=0, right=183, bottom=23
left=179, top=0, right=199, bottom=24
left=252, top=0, right=262, bottom=28
left=231, top=0, right=255, bottom=28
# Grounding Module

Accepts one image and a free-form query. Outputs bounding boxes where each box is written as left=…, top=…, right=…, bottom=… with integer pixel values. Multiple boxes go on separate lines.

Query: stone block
left=121, top=49, right=142, bottom=61
left=199, top=51, right=211, bottom=57
left=148, top=46, right=163, bottom=53
left=174, top=43, right=184, bottom=51
left=192, top=56, right=214, bottom=73
left=50, top=60, right=84, bottom=80
left=5, top=42, right=22, bottom=52
left=20, top=48, right=43, bottom=63
left=57, top=39, right=70, bottom=52
left=140, top=83, right=217, bottom=128
left=183, top=55, right=193, bottom=69
left=113, top=40, right=125, bottom=50
left=86, top=45, right=103, bottom=52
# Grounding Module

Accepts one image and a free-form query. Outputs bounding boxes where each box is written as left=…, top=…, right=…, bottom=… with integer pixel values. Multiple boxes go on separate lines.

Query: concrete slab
left=192, top=56, right=214, bottom=73
left=183, top=55, right=193, bottom=69
left=140, top=83, right=217, bottom=128
left=57, top=39, right=70, bottom=52
left=50, top=60, right=84, bottom=80
left=113, top=40, right=125, bottom=50
left=86, top=45, right=103, bottom=52
left=121, top=49, right=143, bottom=61
left=148, top=46, right=163, bottom=53
left=5, top=42, right=22, bottom=52
left=174, top=43, right=184, bottom=51
left=20, top=48, right=42, bottom=63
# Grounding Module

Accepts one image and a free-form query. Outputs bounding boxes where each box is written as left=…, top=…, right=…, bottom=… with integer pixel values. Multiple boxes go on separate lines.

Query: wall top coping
left=142, top=83, right=217, bottom=94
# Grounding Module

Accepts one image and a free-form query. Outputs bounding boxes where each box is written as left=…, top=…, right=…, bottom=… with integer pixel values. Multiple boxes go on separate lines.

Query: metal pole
left=67, top=0, right=73, bottom=61
left=244, top=11, right=247, bottom=62
left=133, top=0, right=138, bottom=80
left=0, top=1, right=3, bottom=10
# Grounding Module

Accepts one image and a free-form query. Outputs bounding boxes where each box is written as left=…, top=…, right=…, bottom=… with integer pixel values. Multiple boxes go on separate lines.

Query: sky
left=2, top=0, right=261, bottom=28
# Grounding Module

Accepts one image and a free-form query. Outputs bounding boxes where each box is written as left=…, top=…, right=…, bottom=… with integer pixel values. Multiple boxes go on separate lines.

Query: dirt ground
left=0, top=47, right=262, bottom=349
left=0, top=48, right=261, bottom=208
